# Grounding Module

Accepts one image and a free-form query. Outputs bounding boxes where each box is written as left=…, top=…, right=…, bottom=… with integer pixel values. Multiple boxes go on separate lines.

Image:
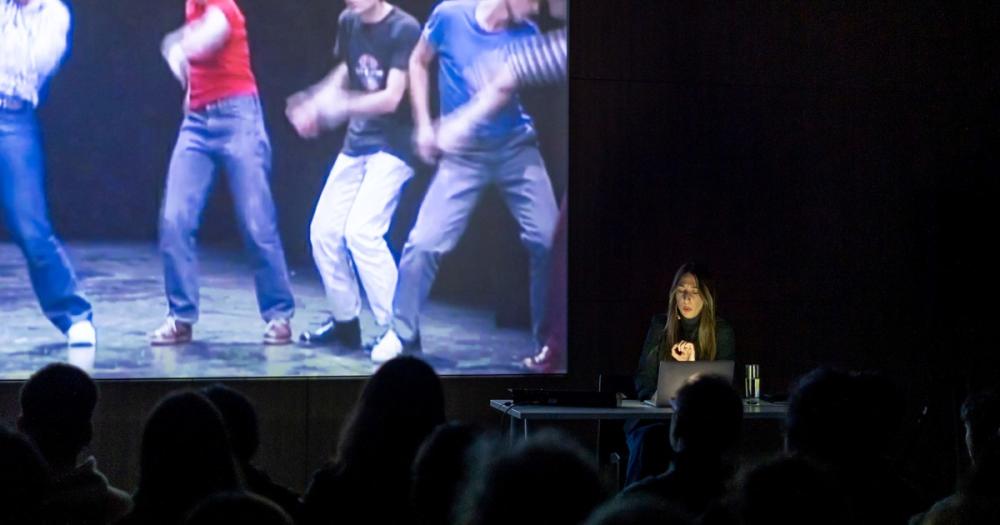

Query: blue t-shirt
left=424, top=0, right=537, bottom=143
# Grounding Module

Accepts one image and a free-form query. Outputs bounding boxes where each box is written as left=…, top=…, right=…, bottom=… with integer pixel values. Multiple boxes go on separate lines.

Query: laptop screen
left=654, top=360, right=736, bottom=407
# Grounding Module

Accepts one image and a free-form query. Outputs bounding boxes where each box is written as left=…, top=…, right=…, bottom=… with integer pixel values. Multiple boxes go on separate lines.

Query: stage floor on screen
left=0, top=242, right=543, bottom=380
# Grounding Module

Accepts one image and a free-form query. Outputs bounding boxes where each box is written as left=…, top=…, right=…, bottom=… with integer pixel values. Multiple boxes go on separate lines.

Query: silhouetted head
left=961, top=389, right=1000, bottom=466
left=202, top=384, right=260, bottom=463
left=335, top=356, right=446, bottom=478
left=850, top=370, right=904, bottom=456
left=670, top=374, right=743, bottom=458
left=960, top=439, right=1000, bottom=524
left=787, top=367, right=902, bottom=464
left=456, top=430, right=608, bottom=525
left=411, top=422, right=484, bottom=525
left=132, top=390, right=241, bottom=524
left=184, top=491, right=292, bottom=525
left=583, top=493, right=693, bottom=525
left=736, top=454, right=846, bottom=525
left=18, top=363, right=98, bottom=467
left=787, top=368, right=853, bottom=461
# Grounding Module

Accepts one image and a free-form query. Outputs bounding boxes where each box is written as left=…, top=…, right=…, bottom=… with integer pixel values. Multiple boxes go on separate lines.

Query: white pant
left=310, top=151, right=413, bottom=325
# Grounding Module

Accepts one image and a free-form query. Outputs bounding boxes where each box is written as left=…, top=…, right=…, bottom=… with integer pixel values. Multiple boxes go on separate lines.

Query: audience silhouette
left=202, top=384, right=303, bottom=521
left=623, top=374, right=742, bottom=518
left=3, top=359, right=997, bottom=525
left=734, top=454, right=847, bottom=525
left=301, top=356, right=446, bottom=525
left=455, top=430, right=608, bottom=525
left=915, top=390, right=1000, bottom=525
left=184, top=491, right=294, bottom=525
left=18, top=363, right=132, bottom=524
left=119, top=391, right=242, bottom=525
left=787, top=367, right=925, bottom=525
left=0, top=424, right=51, bottom=525
left=584, top=493, right=693, bottom=525
left=411, top=422, right=484, bottom=525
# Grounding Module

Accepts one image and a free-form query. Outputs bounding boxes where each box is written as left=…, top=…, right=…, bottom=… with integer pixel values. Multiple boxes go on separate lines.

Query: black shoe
left=299, top=317, right=362, bottom=348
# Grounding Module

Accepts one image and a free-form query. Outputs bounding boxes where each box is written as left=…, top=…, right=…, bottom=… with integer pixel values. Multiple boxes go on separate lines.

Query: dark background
left=564, top=0, right=999, bottom=497
left=1, top=0, right=998, bottom=501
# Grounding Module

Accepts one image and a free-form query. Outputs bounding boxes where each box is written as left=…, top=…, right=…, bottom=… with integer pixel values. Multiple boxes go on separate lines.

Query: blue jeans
left=160, top=95, right=294, bottom=323
left=0, top=107, right=92, bottom=333
left=391, top=131, right=558, bottom=343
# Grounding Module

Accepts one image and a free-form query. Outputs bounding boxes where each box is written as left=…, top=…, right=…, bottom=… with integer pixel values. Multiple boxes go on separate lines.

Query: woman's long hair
left=130, top=391, right=242, bottom=525
left=333, top=356, right=446, bottom=480
left=658, top=262, right=718, bottom=362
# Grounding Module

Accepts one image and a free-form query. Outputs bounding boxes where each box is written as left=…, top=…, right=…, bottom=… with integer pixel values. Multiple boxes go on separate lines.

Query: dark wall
left=2, top=0, right=997, bottom=503
left=567, top=0, right=995, bottom=496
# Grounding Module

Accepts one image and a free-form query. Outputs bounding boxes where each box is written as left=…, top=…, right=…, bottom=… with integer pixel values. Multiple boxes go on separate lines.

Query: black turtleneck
left=680, top=316, right=700, bottom=342
left=634, top=313, right=736, bottom=401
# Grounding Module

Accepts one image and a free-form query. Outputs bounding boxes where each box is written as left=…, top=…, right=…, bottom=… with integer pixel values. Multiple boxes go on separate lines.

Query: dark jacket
left=622, top=452, right=733, bottom=518
left=45, top=456, right=132, bottom=525
left=301, top=464, right=409, bottom=525
left=243, top=463, right=302, bottom=524
left=634, top=314, right=736, bottom=401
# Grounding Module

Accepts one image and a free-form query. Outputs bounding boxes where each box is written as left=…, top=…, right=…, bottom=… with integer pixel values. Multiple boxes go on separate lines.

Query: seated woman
left=625, top=262, right=735, bottom=484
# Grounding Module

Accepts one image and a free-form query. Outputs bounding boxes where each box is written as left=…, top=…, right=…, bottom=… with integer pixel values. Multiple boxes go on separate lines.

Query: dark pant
left=160, top=95, right=294, bottom=323
left=625, top=421, right=673, bottom=485
left=0, top=107, right=91, bottom=333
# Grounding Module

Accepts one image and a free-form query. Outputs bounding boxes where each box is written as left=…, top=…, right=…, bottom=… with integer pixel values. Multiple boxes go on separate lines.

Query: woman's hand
left=671, top=341, right=696, bottom=362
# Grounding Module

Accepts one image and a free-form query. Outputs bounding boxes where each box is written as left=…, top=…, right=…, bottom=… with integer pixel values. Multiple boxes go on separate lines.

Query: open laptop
left=645, top=360, right=736, bottom=407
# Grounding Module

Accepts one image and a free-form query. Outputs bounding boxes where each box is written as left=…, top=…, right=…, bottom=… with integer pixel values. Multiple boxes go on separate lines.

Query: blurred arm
left=29, top=2, right=71, bottom=79
left=160, top=6, right=231, bottom=87
left=408, top=36, right=436, bottom=130
left=181, top=6, right=230, bottom=59
left=316, top=68, right=408, bottom=118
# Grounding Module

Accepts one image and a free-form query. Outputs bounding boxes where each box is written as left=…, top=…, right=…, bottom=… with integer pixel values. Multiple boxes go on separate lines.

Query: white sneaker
left=67, top=320, right=96, bottom=348
left=370, top=329, right=404, bottom=364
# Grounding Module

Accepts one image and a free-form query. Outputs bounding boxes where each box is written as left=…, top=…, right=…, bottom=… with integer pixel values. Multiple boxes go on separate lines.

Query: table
left=490, top=399, right=788, bottom=440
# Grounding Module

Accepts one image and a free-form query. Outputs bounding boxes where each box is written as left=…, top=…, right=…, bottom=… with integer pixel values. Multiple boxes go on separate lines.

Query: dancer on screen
left=435, top=2, right=567, bottom=152
left=151, top=0, right=296, bottom=345
left=286, top=0, right=420, bottom=349
left=0, top=0, right=95, bottom=347
left=434, top=0, right=569, bottom=372
left=368, top=0, right=559, bottom=364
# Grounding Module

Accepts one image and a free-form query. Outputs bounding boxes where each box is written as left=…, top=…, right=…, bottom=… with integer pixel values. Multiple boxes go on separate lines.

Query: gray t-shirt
left=334, top=7, right=421, bottom=161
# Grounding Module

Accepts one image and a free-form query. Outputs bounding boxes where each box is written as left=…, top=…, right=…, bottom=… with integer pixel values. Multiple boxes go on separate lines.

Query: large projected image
left=0, top=0, right=567, bottom=379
